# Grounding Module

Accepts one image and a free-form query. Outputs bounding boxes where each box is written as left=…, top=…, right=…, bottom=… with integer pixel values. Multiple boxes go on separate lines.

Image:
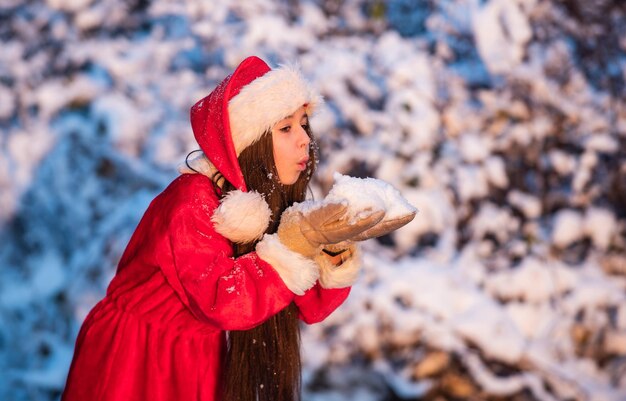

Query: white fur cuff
left=315, top=246, right=362, bottom=289
left=211, top=190, right=271, bottom=243
left=256, top=233, right=319, bottom=295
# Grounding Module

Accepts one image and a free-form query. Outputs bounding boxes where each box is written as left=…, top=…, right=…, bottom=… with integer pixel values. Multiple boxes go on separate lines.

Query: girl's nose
left=298, top=126, right=310, bottom=149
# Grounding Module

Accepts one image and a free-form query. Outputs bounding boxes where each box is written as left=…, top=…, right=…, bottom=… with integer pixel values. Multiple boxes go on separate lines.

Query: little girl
left=61, top=56, right=385, bottom=401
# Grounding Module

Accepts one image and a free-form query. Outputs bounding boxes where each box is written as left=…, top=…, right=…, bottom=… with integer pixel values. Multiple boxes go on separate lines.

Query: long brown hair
left=219, top=125, right=317, bottom=401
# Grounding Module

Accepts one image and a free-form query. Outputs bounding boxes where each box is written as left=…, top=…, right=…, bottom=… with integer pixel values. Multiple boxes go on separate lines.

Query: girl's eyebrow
left=279, top=113, right=308, bottom=124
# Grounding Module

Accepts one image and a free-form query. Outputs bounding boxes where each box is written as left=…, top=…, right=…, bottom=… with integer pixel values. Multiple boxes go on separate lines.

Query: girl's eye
left=301, top=123, right=309, bottom=130
left=280, top=126, right=291, bottom=133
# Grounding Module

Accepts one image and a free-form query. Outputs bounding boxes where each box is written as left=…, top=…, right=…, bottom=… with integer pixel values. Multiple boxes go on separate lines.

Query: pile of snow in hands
left=291, top=173, right=417, bottom=227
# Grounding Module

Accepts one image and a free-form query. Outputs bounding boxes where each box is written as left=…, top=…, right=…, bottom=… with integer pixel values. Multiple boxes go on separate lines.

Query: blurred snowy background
left=1, top=0, right=625, bottom=400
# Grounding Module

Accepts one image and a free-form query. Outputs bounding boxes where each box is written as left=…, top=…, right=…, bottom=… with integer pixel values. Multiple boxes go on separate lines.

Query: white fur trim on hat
left=315, top=245, right=361, bottom=289
left=228, top=63, right=323, bottom=156
left=256, top=233, right=319, bottom=295
left=211, top=190, right=271, bottom=244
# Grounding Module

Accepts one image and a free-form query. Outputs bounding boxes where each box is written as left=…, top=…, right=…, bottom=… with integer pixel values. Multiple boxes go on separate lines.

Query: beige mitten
left=316, top=242, right=361, bottom=288
left=277, top=202, right=384, bottom=258
left=351, top=211, right=416, bottom=241
left=324, top=173, right=418, bottom=242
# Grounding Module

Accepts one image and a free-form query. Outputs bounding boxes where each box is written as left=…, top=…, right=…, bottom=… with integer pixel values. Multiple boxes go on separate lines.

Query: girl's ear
left=211, top=190, right=272, bottom=243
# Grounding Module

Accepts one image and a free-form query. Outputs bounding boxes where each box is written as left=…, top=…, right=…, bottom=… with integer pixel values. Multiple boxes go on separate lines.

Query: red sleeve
left=294, top=283, right=350, bottom=324
left=160, top=194, right=296, bottom=331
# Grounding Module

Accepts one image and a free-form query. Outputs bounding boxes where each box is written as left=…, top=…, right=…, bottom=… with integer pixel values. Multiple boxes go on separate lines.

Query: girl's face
left=271, top=106, right=311, bottom=185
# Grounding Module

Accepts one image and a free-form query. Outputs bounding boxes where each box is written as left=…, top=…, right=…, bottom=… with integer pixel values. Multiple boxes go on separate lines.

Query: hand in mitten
left=324, top=173, right=417, bottom=242
left=316, top=241, right=361, bottom=288
left=277, top=201, right=384, bottom=258
left=351, top=211, right=416, bottom=241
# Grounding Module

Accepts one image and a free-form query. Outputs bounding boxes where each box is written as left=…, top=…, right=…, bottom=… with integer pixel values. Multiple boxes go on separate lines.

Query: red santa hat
left=190, top=56, right=322, bottom=192
left=189, top=56, right=322, bottom=243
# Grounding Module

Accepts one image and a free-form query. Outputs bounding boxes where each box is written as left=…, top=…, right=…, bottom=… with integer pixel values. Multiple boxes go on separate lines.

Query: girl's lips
left=297, top=158, right=309, bottom=171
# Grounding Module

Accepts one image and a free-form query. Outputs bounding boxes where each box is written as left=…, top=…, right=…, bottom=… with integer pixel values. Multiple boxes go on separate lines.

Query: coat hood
left=187, top=56, right=322, bottom=243
left=189, top=56, right=322, bottom=192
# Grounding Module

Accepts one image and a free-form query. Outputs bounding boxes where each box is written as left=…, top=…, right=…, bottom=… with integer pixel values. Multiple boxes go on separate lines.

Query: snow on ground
left=1, top=0, right=625, bottom=400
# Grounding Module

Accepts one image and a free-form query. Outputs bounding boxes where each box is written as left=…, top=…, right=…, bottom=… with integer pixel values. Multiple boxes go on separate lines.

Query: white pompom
left=211, top=190, right=271, bottom=243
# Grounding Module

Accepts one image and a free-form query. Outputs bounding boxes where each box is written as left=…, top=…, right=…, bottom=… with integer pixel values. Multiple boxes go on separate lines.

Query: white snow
left=455, top=164, right=489, bottom=201
left=324, top=173, right=417, bottom=223
left=45, top=0, right=93, bottom=12
left=584, top=208, right=617, bottom=251
left=471, top=202, right=519, bottom=243
left=484, top=155, right=509, bottom=189
left=91, top=93, right=147, bottom=157
left=459, top=132, right=492, bottom=163
left=505, top=302, right=554, bottom=340
left=472, top=0, right=532, bottom=74
left=585, top=134, right=619, bottom=154
left=485, top=257, right=577, bottom=303
left=551, top=209, right=585, bottom=248
left=0, top=84, right=15, bottom=119
left=549, top=149, right=577, bottom=176
left=508, top=190, right=542, bottom=219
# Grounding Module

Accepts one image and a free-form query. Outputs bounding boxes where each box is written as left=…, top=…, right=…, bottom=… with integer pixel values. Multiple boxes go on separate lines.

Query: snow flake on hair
left=211, top=190, right=272, bottom=244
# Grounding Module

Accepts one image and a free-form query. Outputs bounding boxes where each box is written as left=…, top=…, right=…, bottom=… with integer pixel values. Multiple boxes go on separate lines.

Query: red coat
left=61, top=173, right=350, bottom=401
